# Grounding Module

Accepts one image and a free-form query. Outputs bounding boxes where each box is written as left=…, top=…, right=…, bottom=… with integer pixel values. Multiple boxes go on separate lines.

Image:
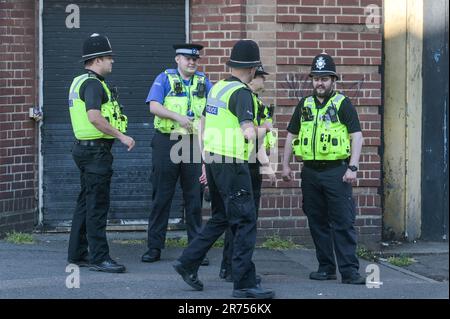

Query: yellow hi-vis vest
left=68, top=73, right=128, bottom=140
left=292, top=93, right=350, bottom=160
left=204, top=80, right=254, bottom=161
left=153, top=69, right=207, bottom=134
left=252, top=94, right=277, bottom=150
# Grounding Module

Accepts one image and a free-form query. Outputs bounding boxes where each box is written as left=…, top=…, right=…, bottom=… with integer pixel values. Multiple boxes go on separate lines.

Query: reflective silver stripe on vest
left=304, top=96, right=314, bottom=107
left=69, top=74, right=90, bottom=100
left=207, top=97, right=226, bottom=108
left=207, top=82, right=244, bottom=108
left=331, top=93, right=345, bottom=105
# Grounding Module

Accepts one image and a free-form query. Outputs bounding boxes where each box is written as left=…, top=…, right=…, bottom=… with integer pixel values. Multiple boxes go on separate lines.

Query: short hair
left=84, top=58, right=95, bottom=66
left=84, top=56, right=109, bottom=66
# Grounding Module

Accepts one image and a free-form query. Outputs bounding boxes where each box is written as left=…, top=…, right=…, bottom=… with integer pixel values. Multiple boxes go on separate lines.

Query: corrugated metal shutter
left=42, top=0, right=185, bottom=226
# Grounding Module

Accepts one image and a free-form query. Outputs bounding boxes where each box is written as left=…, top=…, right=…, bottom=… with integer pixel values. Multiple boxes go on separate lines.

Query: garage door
left=42, top=0, right=186, bottom=227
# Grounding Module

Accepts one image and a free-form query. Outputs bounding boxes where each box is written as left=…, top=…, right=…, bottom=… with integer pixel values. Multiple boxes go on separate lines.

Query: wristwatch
left=348, top=165, right=358, bottom=172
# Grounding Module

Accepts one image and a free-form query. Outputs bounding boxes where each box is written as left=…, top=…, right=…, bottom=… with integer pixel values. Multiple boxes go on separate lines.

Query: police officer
left=142, top=44, right=212, bottom=264
left=219, top=64, right=277, bottom=282
left=173, top=40, right=275, bottom=299
left=282, top=53, right=365, bottom=284
left=67, top=33, right=135, bottom=273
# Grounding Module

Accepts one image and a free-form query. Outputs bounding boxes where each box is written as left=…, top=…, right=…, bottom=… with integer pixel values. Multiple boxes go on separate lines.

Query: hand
left=199, top=163, right=208, bottom=185
left=262, top=121, right=273, bottom=132
left=260, top=164, right=277, bottom=186
left=119, top=135, right=135, bottom=151
left=177, top=115, right=193, bottom=131
left=342, top=169, right=357, bottom=184
left=281, top=166, right=294, bottom=181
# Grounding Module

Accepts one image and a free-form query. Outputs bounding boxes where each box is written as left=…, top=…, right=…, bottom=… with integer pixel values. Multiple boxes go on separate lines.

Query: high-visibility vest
left=153, top=69, right=207, bottom=134
left=252, top=94, right=277, bottom=149
left=292, top=93, right=350, bottom=160
left=204, top=80, right=254, bottom=161
left=68, top=73, right=127, bottom=140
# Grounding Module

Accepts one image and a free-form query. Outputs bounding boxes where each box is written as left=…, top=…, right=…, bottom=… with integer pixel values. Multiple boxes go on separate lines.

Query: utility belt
left=303, top=159, right=348, bottom=172
left=155, top=129, right=195, bottom=138
left=75, top=138, right=114, bottom=149
left=155, top=129, right=173, bottom=137
left=205, top=152, right=248, bottom=164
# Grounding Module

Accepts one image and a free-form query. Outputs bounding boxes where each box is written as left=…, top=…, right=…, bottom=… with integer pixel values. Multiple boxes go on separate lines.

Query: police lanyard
left=178, top=75, right=193, bottom=110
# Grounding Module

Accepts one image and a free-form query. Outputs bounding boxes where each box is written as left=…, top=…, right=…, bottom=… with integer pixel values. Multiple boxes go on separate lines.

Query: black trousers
left=147, top=132, right=202, bottom=249
left=301, top=163, right=359, bottom=277
left=221, top=162, right=262, bottom=273
left=68, top=143, right=113, bottom=264
left=178, top=162, right=258, bottom=290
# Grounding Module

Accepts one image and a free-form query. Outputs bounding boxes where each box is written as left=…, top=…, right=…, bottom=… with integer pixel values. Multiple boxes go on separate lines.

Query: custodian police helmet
left=80, top=33, right=114, bottom=62
left=255, top=64, right=269, bottom=77
left=226, top=39, right=261, bottom=68
left=309, top=53, right=339, bottom=80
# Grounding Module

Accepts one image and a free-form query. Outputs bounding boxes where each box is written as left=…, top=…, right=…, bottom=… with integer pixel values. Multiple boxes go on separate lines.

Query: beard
left=313, top=85, right=333, bottom=98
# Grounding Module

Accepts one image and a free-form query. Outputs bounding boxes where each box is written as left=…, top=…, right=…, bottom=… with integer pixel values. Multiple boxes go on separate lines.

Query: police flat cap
left=173, top=43, right=204, bottom=58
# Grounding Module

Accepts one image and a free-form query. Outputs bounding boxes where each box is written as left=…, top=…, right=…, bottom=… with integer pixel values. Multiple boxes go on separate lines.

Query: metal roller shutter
left=42, top=0, right=186, bottom=227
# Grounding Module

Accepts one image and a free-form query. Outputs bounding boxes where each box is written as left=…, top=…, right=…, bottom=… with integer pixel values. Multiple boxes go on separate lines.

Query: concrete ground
left=0, top=231, right=448, bottom=303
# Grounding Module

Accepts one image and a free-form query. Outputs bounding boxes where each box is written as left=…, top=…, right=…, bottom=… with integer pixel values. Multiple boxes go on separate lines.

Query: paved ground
left=379, top=240, right=449, bottom=282
left=0, top=232, right=448, bottom=303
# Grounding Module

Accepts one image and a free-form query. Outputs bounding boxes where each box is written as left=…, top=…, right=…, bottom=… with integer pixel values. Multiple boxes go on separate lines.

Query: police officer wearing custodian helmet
left=282, top=53, right=366, bottom=284
left=173, top=40, right=275, bottom=299
left=67, top=33, right=135, bottom=273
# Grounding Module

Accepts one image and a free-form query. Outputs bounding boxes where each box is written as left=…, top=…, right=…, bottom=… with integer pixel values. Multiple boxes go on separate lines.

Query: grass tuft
left=259, top=235, right=300, bottom=250
left=387, top=255, right=415, bottom=267
left=165, top=237, right=188, bottom=248
left=5, top=231, right=34, bottom=244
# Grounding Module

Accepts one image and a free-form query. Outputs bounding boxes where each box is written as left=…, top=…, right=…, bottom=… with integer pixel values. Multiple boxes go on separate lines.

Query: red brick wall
left=190, top=0, right=248, bottom=82
left=192, top=0, right=383, bottom=245
left=0, top=0, right=38, bottom=237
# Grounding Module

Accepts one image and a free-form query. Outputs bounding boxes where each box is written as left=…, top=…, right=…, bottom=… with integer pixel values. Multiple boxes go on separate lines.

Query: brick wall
left=191, top=0, right=383, bottom=245
left=0, top=0, right=383, bottom=244
left=0, top=0, right=38, bottom=237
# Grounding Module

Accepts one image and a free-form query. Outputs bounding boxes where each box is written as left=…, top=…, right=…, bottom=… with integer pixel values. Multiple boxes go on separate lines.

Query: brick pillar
left=0, top=0, right=38, bottom=237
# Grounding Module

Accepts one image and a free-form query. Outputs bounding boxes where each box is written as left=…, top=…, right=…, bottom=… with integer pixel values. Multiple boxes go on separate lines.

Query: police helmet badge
left=315, top=56, right=326, bottom=70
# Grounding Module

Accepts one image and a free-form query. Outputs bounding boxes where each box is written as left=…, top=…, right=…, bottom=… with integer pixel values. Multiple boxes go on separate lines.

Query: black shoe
left=309, top=271, right=337, bottom=280
left=219, top=268, right=233, bottom=282
left=173, top=261, right=203, bottom=291
left=67, top=258, right=90, bottom=267
left=200, top=257, right=209, bottom=266
left=232, top=286, right=275, bottom=299
left=256, top=274, right=262, bottom=286
left=90, top=259, right=126, bottom=273
left=141, top=249, right=161, bottom=263
left=219, top=268, right=230, bottom=279
left=342, top=273, right=366, bottom=285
